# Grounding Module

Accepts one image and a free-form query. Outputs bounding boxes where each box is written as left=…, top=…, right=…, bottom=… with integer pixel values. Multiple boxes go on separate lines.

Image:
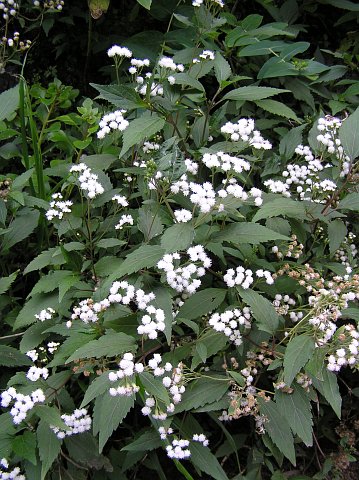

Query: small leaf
left=311, top=368, right=342, bottom=418
left=32, top=405, right=69, bottom=430
left=37, top=420, right=62, bottom=480
left=0, top=85, right=19, bottom=121
left=178, top=288, right=226, bottom=321
left=80, top=372, right=111, bottom=408
left=65, top=332, right=136, bottom=363
left=191, top=331, right=227, bottom=369
left=137, top=206, right=163, bottom=242
left=279, top=124, right=307, bottom=159
left=136, top=0, right=152, bottom=9
left=237, top=288, right=280, bottom=334
left=0, top=271, right=18, bottom=295
left=0, top=345, right=32, bottom=367
left=283, top=335, right=315, bottom=386
left=214, top=52, right=232, bottom=83
left=255, top=99, right=300, bottom=122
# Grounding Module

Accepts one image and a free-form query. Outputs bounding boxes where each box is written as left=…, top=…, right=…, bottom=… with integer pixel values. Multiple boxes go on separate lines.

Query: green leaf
left=0, top=271, right=18, bottom=295
left=238, top=40, right=287, bottom=57
left=0, top=199, right=6, bottom=225
left=252, top=198, right=307, bottom=222
left=214, top=52, right=232, bottom=83
left=136, top=0, right=152, bottom=9
left=14, top=292, right=59, bottom=330
left=37, top=420, right=62, bottom=480
left=122, top=430, right=162, bottom=451
left=65, top=332, right=136, bottom=363
left=0, top=345, right=32, bottom=367
left=82, top=153, right=117, bottom=171
left=275, top=387, right=313, bottom=446
left=0, top=413, right=16, bottom=458
left=80, top=372, right=111, bottom=407
left=255, top=99, right=300, bottom=122
left=160, top=223, right=195, bottom=253
left=0, top=85, right=19, bottom=121
left=237, top=288, right=280, bottom=334
left=328, top=219, right=347, bottom=255
left=311, top=368, right=342, bottom=418
left=120, top=114, right=166, bottom=156
left=222, top=86, right=288, bottom=102
left=178, top=288, right=226, bottom=321
left=175, top=377, right=229, bottom=413
left=20, top=318, right=55, bottom=353
left=58, top=273, right=81, bottom=302
left=96, top=238, right=125, bottom=249
left=172, top=73, right=204, bottom=91
left=279, top=124, right=307, bottom=159
left=258, top=399, right=296, bottom=465
left=32, top=405, right=69, bottom=430
left=283, top=335, right=315, bottom=386
left=139, top=371, right=170, bottom=404
left=64, top=434, right=110, bottom=471
left=1, top=208, right=39, bottom=250
left=28, top=270, right=78, bottom=298
left=339, top=106, right=359, bottom=160
left=137, top=206, right=163, bottom=242
left=338, top=193, right=359, bottom=212
left=93, top=393, right=135, bottom=452
left=108, top=245, right=165, bottom=282
left=211, top=222, right=289, bottom=244
left=192, top=332, right=227, bottom=369
left=90, top=83, right=146, bottom=110
left=23, top=247, right=65, bottom=274
left=12, top=431, right=37, bottom=465
left=190, top=442, right=229, bottom=480
left=258, top=57, right=297, bottom=79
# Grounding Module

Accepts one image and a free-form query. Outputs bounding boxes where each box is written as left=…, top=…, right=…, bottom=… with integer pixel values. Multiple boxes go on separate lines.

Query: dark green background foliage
left=0, top=0, right=358, bottom=479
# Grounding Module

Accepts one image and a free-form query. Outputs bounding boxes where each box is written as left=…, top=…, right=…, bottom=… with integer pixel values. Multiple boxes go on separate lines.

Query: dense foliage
left=0, top=0, right=359, bottom=479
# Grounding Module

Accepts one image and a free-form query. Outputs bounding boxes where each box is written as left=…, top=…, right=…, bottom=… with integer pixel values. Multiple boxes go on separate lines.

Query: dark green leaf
left=0, top=271, right=18, bottom=295
left=175, top=377, right=229, bottom=413
left=80, top=372, right=111, bottom=408
left=311, top=369, right=342, bottom=418
left=190, top=442, right=229, bottom=480
left=160, top=223, right=195, bottom=253
left=339, top=106, right=359, bottom=160
left=0, top=345, right=32, bottom=367
left=328, top=219, right=347, bottom=255
left=139, top=372, right=170, bottom=404
left=1, top=209, right=39, bottom=250
left=108, top=245, right=165, bottom=282
left=37, top=420, right=61, bottom=480
left=122, top=430, right=162, bottom=451
left=211, top=222, right=289, bottom=244
left=178, top=288, right=226, bottom=321
left=0, top=85, right=19, bottom=121
left=12, top=431, right=37, bottom=465
left=283, top=335, right=315, bottom=386
left=252, top=198, right=307, bottom=222
left=120, top=114, right=166, bottom=156
left=237, top=288, right=280, bottom=334
left=222, top=86, right=288, bottom=102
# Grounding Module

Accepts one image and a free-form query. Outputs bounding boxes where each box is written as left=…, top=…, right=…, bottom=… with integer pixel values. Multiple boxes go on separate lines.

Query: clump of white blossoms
left=316, top=116, right=351, bottom=176
left=192, top=433, right=209, bottom=446
left=171, top=175, right=217, bottom=213
left=137, top=304, right=165, bottom=339
left=50, top=408, right=92, bottom=439
left=115, top=213, right=134, bottom=230
left=327, top=324, right=359, bottom=372
left=26, top=366, right=49, bottom=382
left=112, top=194, right=128, bottom=207
left=208, top=308, right=252, bottom=345
left=202, top=151, right=250, bottom=174
left=335, top=232, right=357, bottom=269
left=192, top=0, right=224, bottom=8
left=174, top=209, right=192, bottom=223
left=35, top=307, right=55, bottom=322
left=158, top=56, right=184, bottom=73
left=0, top=458, right=25, bottom=480
left=193, top=49, right=215, bottom=63
left=1, top=387, right=45, bottom=425
left=46, top=193, right=73, bottom=221
left=157, top=246, right=211, bottom=295
left=0, top=0, right=19, bottom=20
left=107, top=45, right=132, bottom=58
left=224, top=266, right=254, bottom=289
left=69, top=163, right=104, bottom=199
left=158, top=426, right=173, bottom=439
left=128, top=57, right=150, bottom=75
left=255, top=269, right=275, bottom=285
left=109, top=352, right=142, bottom=397
left=97, top=109, right=129, bottom=139
left=166, top=439, right=191, bottom=459
left=221, top=118, right=272, bottom=149
left=184, top=158, right=198, bottom=175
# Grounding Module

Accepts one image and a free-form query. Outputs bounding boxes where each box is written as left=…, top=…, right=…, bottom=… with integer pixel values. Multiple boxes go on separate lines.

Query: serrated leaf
left=311, top=368, right=342, bottom=418
left=12, top=431, right=37, bottom=465
left=338, top=193, right=359, bottom=212
left=255, top=99, right=300, bottom=122
left=160, top=223, right=195, bottom=253
left=0, top=271, right=18, bottom=295
left=172, top=73, right=204, bottom=91
left=339, top=106, right=359, bottom=160
left=28, top=270, right=77, bottom=298
left=37, top=420, right=61, bottom=480
left=0, top=84, right=19, bottom=121
left=276, top=387, right=313, bottom=446
left=178, top=288, right=226, bottom=321
left=211, top=222, right=289, bottom=244
left=32, top=405, right=69, bottom=430
left=80, top=373, right=112, bottom=408
left=238, top=40, right=287, bottom=57
left=24, top=247, right=65, bottom=274
left=108, top=245, right=165, bottom=283
left=120, top=115, right=165, bottom=156
left=237, top=288, right=280, bottom=334
left=14, top=292, right=59, bottom=330
left=137, top=206, right=163, bottom=242
left=96, top=238, right=125, bottom=248
left=328, top=219, right=347, bottom=255
left=253, top=198, right=307, bottom=223
left=93, top=393, right=134, bottom=452
left=59, top=272, right=81, bottom=302
left=283, top=335, right=315, bottom=386
left=279, top=124, right=307, bottom=159
left=0, top=345, right=32, bottom=367
left=1, top=208, right=39, bottom=250
left=258, top=399, right=296, bottom=465
left=137, top=0, right=152, bottom=9
left=258, top=57, right=297, bottom=79
left=122, top=430, right=162, bottom=451
left=190, top=442, right=229, bottom=480
left=192, top=331, right=228, bottom=369
left=222, top=86, right=288, bottom=102
left=65, top=332, right=136, bottom=363
left=20, top=318, right=55, bottom=353
left=90, top=83, right=146, bottom=110
left=139, top=372, right=170, bottom=404
left=175, top=377, right=229, bottom=413
left=214, top=52, right=232, bottom=83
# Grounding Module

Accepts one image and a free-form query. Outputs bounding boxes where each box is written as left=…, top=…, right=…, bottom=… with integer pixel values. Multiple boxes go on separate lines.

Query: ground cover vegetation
left=0, top=0, right=359, bottom=478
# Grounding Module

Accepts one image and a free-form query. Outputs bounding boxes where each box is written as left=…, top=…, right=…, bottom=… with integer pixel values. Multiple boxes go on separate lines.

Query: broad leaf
left=139, top=372, right=170, bottom=404
left=328, top=219, right=346, bottom=255
left=0, top=271, right=18, bottom=295
left=160, top=223, right=195, bottom=253
left=37, top=420, right=61, bottom=480
left=120, top=114, right=166, bottom=156
left=1, top=208, right=39, bottom=250
left=222, top=86, right=288, bottom=102
left=14, top=292, right=59, bottom=330
left=190, top=442, right=229, bottom=480
left=339, top=106, right=359, bottom=160
left=211, top=222, right=289, bottom=244
left=80, top=372, right=112, bottom=407
left=237, top=288, right=280, bottom=334
left=175, top=377, right=229, bottom=413
left=252, top=198, right=307, bottom=222
left=0, top=345, right=32, bottom=367
left=338, top=192, right=359, bottom=212
left=255, top=99, right=300, bottom=122
left=279, top=124, right=307, bottom=159
left=0, top=85, right=19, bottom=121
left=283, top=335, right=315, bottom=386
left=122, top=430, right=162, bottom=452
left=108, top=245, right=165, bottom=282
left=311, top=368, right=342, bottom=418
left=178, top=288, right=226, bottom=321
left=12, top=431, right=37, bottom=465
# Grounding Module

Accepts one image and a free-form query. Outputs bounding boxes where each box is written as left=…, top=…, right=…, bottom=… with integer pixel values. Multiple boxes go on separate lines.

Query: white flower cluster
left=143, top=141, right=160, bottom=154
left=335, top=232, right=357, bottom=268
left=0, top=0, right=18, bottom=20
left=97, top=109, right=129, bottom=139
left=217, top=180, right=263, bottom=206
left=208, top=308, right=251, bottom=345
left=33, top=0, right=64, bottom=9
left=26, top=366, right=49, bottom=382
left=137, top=305, right=165, bottom=339
left=0, top=458, right=25, bottom=480
left=192, top=0, right=224, bottom=7
left=327, top=325, right=359, bottom=372
left=166, top=439, right=191, bottom=459
left=193, top=49, right=215, bottom=63
left=171, top=175, right=217, bottom=213
left=174, top=209, right=192, bottom=223
left=202, top=152, right=250, bottom=174
left=46, top=193, right=73, bottom=221
left=109, top=353, right=142, bottom=397
left=184, top=158, right=198, bottom=174
left=70, top=298, right=100, bottom=325
left=157, top=246, right=211, bottom=295
left=50, top=408, right=92, bottom=439
left=192, top=433, right=209, bottom=446
left=26, top=342, right=60, bottom=362
left=223, top=266, right=253, bottom=289
left=107, top=45, right=132, bottom=58
left=158, top=426, right=173, bottom=439
left=115, top=213, right=134, bottom=230
left=1, top=387, right=45, bottom=425
left=129, top=57, right=150, bottom=75
left=221, top=118, right=272, bottom=149
left=69, top=163, right=104, bottom=199
left=255, top=269, right=275, bottom=285
left=109, top=281, right=155, bottom=309
left=112, top=194, right=128, bottom=207
left=35, top=307, right=55, bottom=322
left=158, top=56, right=184, bottom=72
left=272, top=294, right=303, bottom=322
